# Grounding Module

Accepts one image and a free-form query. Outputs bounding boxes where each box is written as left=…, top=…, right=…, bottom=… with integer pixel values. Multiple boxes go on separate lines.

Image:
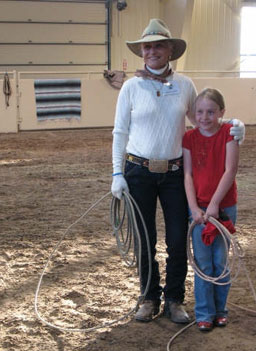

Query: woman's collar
left=146, top=63, right=170, bottom=75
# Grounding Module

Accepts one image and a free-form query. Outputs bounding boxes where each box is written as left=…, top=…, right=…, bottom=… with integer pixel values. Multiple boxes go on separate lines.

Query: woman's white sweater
left=112, top=71, right=197, bottom=174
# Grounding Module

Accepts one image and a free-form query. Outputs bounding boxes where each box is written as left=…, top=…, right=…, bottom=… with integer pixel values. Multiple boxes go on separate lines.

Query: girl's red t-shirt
left=182, top=124, right=237, bottom=208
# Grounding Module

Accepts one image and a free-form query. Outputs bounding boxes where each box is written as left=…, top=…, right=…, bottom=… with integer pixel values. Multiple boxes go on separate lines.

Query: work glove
left=230, top=118, right=245, bottom=145
left=111, top=174, right=129, bottom=200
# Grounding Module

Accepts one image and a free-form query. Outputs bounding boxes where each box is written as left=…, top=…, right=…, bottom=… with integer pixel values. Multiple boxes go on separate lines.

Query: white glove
left=230, top=118, right=245, bottom=145
left=111, top=174, right=129, bottom=200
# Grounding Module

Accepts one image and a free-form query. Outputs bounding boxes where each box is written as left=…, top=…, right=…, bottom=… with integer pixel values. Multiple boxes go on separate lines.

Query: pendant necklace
left=150, top=80, right=172, bottom=97
left=150, top=79, right=163, bottom=97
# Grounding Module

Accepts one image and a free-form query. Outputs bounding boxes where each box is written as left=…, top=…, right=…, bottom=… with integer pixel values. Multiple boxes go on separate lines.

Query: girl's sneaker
left=214, top=316, right=228, bottom=327
left=197, top=321, right=213, bottom=332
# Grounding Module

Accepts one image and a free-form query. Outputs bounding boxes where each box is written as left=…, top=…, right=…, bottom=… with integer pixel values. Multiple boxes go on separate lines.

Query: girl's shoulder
left=184, top=127, right=199, bottom=137
left=183, top=128, right=199, bottom=147
left=222, top=122, right=232, bottom=132
left=219, top=122, right=232, bottom=136
left=220, top=122, right=234, bottom=142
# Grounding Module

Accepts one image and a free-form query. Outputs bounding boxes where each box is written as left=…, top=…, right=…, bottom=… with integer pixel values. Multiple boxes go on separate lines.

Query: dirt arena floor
left=0, top=126, right=256, bottom=351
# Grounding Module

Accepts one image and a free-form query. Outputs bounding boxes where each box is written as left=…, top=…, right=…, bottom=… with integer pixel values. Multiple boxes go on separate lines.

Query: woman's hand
left=222, top=118, right=245, bottom=145
left=111, top=174, right=129, bottom=200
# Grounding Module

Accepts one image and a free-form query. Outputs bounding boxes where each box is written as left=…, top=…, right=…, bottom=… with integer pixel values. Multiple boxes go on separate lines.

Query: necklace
left=150, top=79, right=163, bottom=97
left=149, top=79, right=172, bottom=97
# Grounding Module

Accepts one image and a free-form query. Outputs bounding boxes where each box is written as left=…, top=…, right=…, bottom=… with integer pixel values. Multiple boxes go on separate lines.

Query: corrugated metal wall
left=111, top=0, right=242, bottom=76
left=111, top=0, right=163, bottom=71
left=0, top=0, right=244, bottom=74
left=0, top=0, right=107, bottom=71
left=180, top=0, right=241, bottom=75
left=2, top=0, right=255, bottom=132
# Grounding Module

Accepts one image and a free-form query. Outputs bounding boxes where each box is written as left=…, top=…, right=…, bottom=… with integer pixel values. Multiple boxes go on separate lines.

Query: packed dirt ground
left=0, top=126, right=255, bottom=351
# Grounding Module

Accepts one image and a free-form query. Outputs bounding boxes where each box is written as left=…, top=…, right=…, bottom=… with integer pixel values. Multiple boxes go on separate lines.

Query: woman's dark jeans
left=125, top=160, right=188, bottom=303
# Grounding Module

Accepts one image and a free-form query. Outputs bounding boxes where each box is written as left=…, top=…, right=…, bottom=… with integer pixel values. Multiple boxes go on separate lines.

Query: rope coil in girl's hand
left=187, top=217, right=244, bottom=285
left=167, top=216, right=256, bottom=351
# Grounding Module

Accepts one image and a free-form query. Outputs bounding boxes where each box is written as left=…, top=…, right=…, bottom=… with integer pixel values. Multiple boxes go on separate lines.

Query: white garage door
left=0, top=0, right=109, bottom=71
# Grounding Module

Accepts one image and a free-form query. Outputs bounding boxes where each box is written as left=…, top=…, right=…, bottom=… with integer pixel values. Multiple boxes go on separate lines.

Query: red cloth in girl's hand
left=202, top=219, right=236, bottom=246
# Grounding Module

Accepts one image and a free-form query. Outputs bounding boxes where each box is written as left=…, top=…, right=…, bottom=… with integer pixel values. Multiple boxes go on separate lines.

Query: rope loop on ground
left=35, top=191, right=152, bottom=333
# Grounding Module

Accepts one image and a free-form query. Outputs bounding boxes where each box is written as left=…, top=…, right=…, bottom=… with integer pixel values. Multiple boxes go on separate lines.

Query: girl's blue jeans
left=189, top=205, right=237, bottom=323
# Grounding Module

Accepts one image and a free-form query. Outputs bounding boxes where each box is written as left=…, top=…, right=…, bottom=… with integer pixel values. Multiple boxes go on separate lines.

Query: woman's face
left=141, top=41, right=173, bottom=70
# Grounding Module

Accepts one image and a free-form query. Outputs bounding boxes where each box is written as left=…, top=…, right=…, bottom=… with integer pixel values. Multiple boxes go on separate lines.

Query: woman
left=111, top=19, right=244, bottom=324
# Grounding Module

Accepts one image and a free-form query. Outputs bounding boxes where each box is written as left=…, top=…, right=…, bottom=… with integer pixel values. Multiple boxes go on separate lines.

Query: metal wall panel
left=0, top=23, right=105, bottom=43
left=0, top=45, right=106, bottom=65
left=0, top=0, right=107, bottom=70
left=183, top=0, right=241, bottom=74
left=111, top=0, right=163, bottom=71
left=0, top=1, right=106, bottom=22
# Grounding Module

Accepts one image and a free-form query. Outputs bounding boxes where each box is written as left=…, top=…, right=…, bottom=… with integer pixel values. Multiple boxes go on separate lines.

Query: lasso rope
left=167, top=217, right=256, bottom=351
left=3, top=72, right=11, bottom=108
left=111, top=192, right=152, bottom=295
left=34, top=192, right=256, bottom=348
left=35, top=191, right=151, bottom=333
left=187, top=217, right=244, bottom=285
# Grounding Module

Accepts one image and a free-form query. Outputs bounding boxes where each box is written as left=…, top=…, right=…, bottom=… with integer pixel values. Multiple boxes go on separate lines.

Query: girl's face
left=141, top=41, right=173, bottom=70
left=195, top=97, right=225, bottom=135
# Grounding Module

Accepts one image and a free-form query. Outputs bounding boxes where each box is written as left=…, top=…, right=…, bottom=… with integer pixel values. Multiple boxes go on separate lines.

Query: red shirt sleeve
left=225, top=124, right=234, bottom=143
left=182, top=129, right=193, bottom=149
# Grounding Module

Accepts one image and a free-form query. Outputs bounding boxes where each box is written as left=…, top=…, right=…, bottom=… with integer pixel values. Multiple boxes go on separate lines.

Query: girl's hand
left=191, top=207, right=205, bottom=224
left=204, top=203, right=219, bottom=221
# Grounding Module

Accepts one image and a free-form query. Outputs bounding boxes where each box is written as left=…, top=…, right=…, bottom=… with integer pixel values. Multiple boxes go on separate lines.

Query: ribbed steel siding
left=111, top=0, right=163, bottom=71
left=0, top=1, right=107, bottom=69
left=185, top=0, right=241, bottom=74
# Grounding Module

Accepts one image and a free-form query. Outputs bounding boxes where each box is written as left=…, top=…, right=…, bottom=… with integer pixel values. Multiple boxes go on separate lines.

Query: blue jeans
left=125, top=160, right=188, bottom=302
left=189, top=205, right=237, bottom=322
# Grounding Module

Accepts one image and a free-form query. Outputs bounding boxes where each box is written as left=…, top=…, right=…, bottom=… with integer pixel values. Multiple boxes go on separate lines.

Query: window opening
left=240, top=6, right=256, bottom=77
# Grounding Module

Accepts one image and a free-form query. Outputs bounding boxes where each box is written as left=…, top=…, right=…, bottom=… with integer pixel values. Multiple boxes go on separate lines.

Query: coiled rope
left=35, top=191, right=151, bottom=333
left=3, top=72, right=11, bottom=108
left=187, top=217, right=244, bottom=285
left=34, top=192, right=256, bottom=347
left=167, top=217, right=256, bottom=351
left=110, top=191, right=152, bottom=294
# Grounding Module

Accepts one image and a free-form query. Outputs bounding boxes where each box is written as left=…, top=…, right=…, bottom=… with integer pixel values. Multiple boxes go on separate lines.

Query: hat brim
left=126, top=36, right=186, bottom=61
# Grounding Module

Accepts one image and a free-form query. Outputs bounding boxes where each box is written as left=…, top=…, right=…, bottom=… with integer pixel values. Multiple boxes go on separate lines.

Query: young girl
left=182, top=88, right=239, bottom=331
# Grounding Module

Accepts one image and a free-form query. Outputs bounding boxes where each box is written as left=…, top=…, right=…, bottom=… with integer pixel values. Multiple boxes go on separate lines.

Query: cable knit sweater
left=112, top=71, right=197, bottom=173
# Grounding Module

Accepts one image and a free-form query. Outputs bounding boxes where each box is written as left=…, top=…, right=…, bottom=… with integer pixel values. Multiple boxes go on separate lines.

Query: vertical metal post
left=14, top=70, right=21, bottom=131
left=106, top=0, right=112, bottom=70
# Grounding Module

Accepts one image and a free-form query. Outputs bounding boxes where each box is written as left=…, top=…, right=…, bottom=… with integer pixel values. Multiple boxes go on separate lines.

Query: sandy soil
left=0, top=126, right=255, bottom=351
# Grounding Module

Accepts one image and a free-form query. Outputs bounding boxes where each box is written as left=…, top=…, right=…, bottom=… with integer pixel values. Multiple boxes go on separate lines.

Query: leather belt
left=126, top=154, right=183, bottom=173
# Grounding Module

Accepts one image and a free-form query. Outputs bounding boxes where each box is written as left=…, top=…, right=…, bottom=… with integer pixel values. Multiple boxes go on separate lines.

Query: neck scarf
left=135, top=64, right=172, bottom=83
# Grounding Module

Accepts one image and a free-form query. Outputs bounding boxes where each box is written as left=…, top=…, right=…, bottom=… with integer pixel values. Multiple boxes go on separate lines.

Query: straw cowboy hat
left=126, top=18, right=187, bottom=61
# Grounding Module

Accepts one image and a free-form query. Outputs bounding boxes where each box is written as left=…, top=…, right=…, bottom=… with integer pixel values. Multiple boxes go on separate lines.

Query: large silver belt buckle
left=148, top=159, right=168, bottom=173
